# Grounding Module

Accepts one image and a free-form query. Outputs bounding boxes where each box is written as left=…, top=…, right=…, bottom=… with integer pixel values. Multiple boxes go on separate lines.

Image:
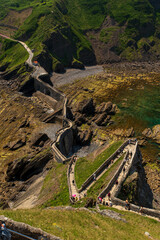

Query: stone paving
left=69, top=141, right=136, bottom=201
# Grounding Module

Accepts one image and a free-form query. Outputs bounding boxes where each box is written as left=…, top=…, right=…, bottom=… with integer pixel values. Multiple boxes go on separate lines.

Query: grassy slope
left=0, top=208, right=159, bottom=240
left=1, top=0, right=160, bottom=69
left=87, top=154, right=124, bottom=197
left=75, top=141, right=123, bottom=189
left=0, top=39, right=28, bottom=70
left=40, top=162, right=70, bottom=207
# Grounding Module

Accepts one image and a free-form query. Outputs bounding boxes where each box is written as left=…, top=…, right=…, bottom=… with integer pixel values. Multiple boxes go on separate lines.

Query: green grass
left=75, top=140, right=123, bottom=189
left=1, top=0, right=160, bottom=69
left=41, top=162, right=70, bottom=207
left=0, top=208, right=159, bottom=240
left=87, top=154, right=125, bottom=197
left=66, top=0, right=108, bottom=30
left=0, top=39, right=28, bottom=70
left=99, top=26, right=120, bottom=44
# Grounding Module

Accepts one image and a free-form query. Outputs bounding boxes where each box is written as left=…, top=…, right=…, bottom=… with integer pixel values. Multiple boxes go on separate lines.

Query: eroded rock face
left=95, top=101, right=113, bottom=114
left=118, top=154, right=153, bottom=208
left=30, top=133, right=50, bottom=148
left=74, top=112, right=87, bottom=126
left=142, top=124, right=160, bottom=144
left=112, top=127, right=135, bottom=138
left=77, top=129, right=92, bottom=145
left=78, top=98, right=95, bottom=115
left=6, top=148, right=52, bottom=181
left=4, top=134, right=26, bottom=150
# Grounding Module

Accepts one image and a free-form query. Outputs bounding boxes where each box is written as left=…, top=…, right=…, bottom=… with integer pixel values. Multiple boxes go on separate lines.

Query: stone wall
left=77, top=140, right=130, bottom=193
left=112, top=197, right=160, bottom=219
left=99, top=141, right=138, bottom=199
left=52, top=118, right=73, bottom=163
left=0, top=215, right=61, bottom=240
left=34, top=78, right=64, bottom=102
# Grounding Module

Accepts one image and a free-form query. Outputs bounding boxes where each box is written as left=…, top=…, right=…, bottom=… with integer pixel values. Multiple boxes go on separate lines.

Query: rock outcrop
left=6, top=147, right=52, bottom=181
left=142, top=124, right=160, bottom=144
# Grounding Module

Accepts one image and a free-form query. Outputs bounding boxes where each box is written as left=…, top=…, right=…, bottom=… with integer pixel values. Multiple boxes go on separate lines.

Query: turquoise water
left=108, top=79, right=160, bottom=163
left=112, top=81, right=160, bottom=135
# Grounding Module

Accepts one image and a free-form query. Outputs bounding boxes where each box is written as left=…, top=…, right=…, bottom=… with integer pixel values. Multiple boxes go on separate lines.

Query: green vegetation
left=1, top=0, right=160, bottom=70
left=41, top=163, right=70, bottom=207
left=88, top=154, right=124, bottom=197
left=75, top=140, right=123, bottom=189
left=66, top=0, right=108, bottom=30
left=0, top=39, right=28, bottom=70
left=0, top=208, right=159, bottom=240
left=100, top=26, right=119, bottom=44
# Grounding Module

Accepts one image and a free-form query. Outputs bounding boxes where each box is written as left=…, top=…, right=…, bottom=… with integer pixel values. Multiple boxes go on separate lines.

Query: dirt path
left=51, top=65, right=104, bottom=87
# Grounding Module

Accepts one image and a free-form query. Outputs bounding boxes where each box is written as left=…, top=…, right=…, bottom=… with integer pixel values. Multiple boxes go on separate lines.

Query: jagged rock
left=142, top=128, right=152, bottom=138
left=9, top=116, right=16, bottom=123
left=6, top=135, right=26, bottom=150
left=138, top=138, right=147, bottom=146
left=77, top=129, right=92, bottom=145
left=19, top=116, right=30, bottom=128
left=95, top=101, right=113, bottom=114
left=6, top=148, right=52, bottom=181
left=142, top=125, right=160, bottom=144
left=93, top=112, right=107, bottom=126
left=101, top=115, right=111, bottom=126
left=30, top=133, right=50, bottom=148
left=110, top=103, right=118, bottom=115
left=78, top=98, right=95, bottom=115
left=74, top=112, right=86, bottom=126
left=112, top=127, right=135, bottom=137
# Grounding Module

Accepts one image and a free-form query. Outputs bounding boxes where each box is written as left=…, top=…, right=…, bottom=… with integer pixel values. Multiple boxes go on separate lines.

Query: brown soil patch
left=0, top=8, right=32, bottom=28
left=86, top=16, right=125, bottom=64
left=0, top=8, right=32, bottom=36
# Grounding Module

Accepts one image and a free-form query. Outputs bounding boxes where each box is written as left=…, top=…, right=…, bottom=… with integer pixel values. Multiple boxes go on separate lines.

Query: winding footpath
left=0, top=33, right=160, bottom=221
left=68, top=140, right=136, bottom=201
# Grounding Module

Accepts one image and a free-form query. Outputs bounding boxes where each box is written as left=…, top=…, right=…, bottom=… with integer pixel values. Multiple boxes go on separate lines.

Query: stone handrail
left=112, top=197, right=160, bottom=219
left=0, top=215, right=61, bottom=240
left=98, top=141, right=137, bottom=199
left=98, top=152, right=128, bottom=199
left=77, top=140, right=130, bottom=193
left=67, top=161, right=75, bottom=204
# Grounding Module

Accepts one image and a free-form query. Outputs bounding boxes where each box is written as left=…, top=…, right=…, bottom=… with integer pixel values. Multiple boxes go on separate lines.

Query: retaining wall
left=98, top=141, right=138, bottom=199
left=67, top=161, right=75, bottom=204
left=51, top=118, right=73, bottom=163
left=0, top=215, right=61, bottom=240
left=77, top=140, right=130, bottom=193
left=112, top=197, right=160, bottom=219
left=34, top=78, right=64, bottom=102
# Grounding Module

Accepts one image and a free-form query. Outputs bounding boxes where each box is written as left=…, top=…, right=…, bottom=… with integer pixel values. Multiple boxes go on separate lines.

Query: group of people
left=0, top=222, right=11, bottom=240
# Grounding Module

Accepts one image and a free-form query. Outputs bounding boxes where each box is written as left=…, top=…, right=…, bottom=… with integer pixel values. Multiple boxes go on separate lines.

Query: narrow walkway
left=104, top=143, right=136, bottom=202
left=69, top=141, right=135, bottom=200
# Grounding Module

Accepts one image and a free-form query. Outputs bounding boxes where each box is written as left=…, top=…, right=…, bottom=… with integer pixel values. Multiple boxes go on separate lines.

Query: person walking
left=0, top=222, right=11, bottom=240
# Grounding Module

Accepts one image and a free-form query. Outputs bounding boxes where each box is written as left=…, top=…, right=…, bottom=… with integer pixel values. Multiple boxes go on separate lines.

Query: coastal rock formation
left=77, top=129, right=93, bottom=145
left=142, top=125, right=160, bottom=144
left=77, top=98, right=95, bottom=115
left=112, top=127, right=135, bottom=138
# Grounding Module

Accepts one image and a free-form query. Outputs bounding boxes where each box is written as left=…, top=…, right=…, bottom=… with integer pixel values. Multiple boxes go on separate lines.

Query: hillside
left=0, top=207, right=160, bottom=240
left=0, top=0, right=160, bottom=75
left=0, top=1, right=159, bottom=238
